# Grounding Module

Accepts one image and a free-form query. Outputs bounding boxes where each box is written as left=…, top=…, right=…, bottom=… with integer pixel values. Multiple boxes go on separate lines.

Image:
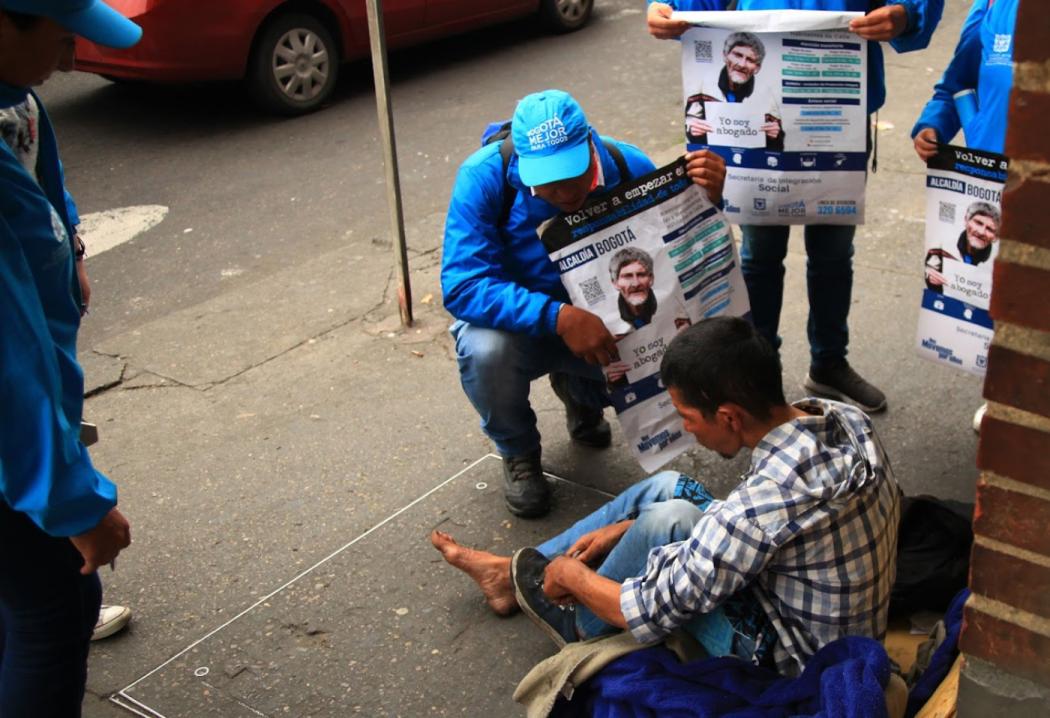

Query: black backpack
left=889, top=496, right=975, bottom=618
left=480, top=121, right=631, bottom=227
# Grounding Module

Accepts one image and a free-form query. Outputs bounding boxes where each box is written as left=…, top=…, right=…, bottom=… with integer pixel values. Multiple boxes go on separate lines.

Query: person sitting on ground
left=442, top=89, right=726, bottom=519
left=432, top=316, right=901, bottom=676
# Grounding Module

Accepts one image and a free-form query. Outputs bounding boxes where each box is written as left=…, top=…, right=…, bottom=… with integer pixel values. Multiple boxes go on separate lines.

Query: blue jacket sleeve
left=0, top=216, right=116, bottom=537
left=888, top=0, right=944, bottom=53
left=441, top=156, right=562, bottom=336
left=64, top=188, right=80, bottom=229
left=911, top=0, right=986, bottom=142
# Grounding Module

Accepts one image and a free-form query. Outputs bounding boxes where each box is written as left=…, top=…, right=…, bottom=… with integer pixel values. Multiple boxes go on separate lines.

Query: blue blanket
left=554, top=636, right=891, bottom=718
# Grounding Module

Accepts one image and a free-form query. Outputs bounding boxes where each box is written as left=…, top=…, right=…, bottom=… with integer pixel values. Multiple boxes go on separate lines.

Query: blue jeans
left=451, top=320, right=607, bottom=457
left=537, top=472, right=771, bottom=661
left=0, top=503, right=102, bottom=718
left=740, top=223, right=855, bottom=369
left=537, top=472, right=735, bottom=647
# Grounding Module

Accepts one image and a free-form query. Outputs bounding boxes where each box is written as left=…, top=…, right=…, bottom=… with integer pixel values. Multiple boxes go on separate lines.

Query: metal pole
left=364, top=0, right=413, bottom=327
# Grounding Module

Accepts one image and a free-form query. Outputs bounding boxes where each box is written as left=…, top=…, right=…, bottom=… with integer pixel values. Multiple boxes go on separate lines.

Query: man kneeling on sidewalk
left=432, top=316, right=900, bottom=675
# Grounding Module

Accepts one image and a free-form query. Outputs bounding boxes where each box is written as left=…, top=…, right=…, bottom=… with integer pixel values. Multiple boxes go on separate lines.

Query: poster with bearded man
left=539, top=158, right=749, bottom=471
left=675, top=10, right=869, bottom=225
left=915, top=144, right=1006, bottom=376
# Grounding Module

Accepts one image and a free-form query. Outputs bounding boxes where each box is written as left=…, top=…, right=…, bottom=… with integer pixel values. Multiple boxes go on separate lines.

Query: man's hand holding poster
left=540, top=158, right=749, bottom=471
left=915, top=144, right=1006, bottom=376
left=675, top=10, right=867, bottom=224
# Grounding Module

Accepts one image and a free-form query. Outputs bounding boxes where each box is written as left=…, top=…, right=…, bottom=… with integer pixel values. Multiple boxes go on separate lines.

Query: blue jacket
left=0, top=83, right=116, bottom=537
left=658, top=0, right=944, bottom=113
left=441, top=130, right=654, bottom=335
left=912, top=0, right=1017, bottom=154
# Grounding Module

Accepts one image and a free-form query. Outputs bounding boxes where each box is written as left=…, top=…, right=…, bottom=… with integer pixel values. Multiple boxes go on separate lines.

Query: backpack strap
left=601, top=139, right=630, bottom=185
left=498, top=135, right=517, bottom=228
left=496, top=135, right=632, bottom=228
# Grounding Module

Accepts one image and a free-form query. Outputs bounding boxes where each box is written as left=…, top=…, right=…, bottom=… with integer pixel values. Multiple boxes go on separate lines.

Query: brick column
left=957, top=0, right=1050, bottom=713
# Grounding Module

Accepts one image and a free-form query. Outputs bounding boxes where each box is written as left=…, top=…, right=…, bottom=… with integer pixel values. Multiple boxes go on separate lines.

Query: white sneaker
left=973, top=403, right=987, bottom=434
left=92, top=604, right=132, bottom=641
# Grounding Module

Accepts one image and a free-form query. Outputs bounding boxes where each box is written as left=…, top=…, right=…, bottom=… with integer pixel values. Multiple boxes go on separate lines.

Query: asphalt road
left=32, top=2, right=982, bottom=716
left=43, top=0, right=669, bottom=349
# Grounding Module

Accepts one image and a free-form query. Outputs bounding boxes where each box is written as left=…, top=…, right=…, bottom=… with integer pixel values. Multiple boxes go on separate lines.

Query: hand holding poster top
left=540, top=157, right=749, bottom=471
left=915, top=143, right=1006, bottom=376
left=675, top=10, right=868, bottom=225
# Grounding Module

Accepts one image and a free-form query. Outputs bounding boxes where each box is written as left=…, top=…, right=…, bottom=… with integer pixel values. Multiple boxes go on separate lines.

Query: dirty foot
left=431, top=530, right=518, bottom=616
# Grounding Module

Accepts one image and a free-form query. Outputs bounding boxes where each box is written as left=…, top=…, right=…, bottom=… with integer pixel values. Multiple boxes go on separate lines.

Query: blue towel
left=905, top=588, right=969, bottom=718
left=553, top=636, right=891, bottom=718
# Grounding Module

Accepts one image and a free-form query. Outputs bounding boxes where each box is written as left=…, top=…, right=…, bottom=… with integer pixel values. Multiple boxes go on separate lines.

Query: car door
left=333, top=0, right=427, bottom=56
left=424, top=0, right=537, bottom=33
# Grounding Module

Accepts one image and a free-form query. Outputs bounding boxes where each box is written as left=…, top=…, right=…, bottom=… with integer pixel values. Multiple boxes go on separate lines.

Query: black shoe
left=548, top=373, right=612, bottom=448
left=804, top=362, right=887, bottom=413
left=511, top=548, right=577, bottom=648
left=501, top=452, right=551, bottom=518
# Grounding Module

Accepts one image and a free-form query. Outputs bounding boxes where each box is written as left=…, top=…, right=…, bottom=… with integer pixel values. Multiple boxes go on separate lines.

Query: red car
left=76, top=0, right=594, bottom=115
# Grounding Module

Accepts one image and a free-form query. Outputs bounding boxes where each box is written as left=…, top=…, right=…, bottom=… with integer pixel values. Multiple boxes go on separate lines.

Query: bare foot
left=430, top=530, right=518, bottom=616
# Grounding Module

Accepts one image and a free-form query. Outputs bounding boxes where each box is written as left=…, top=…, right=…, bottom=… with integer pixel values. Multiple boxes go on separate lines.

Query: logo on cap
left=526, top=118, right=570, bottom=153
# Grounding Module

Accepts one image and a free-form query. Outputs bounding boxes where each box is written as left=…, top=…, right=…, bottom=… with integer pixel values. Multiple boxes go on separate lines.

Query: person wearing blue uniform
left=0, top=2, right=140, bottom=715
left=912, top=0, right=1016, bottom=158
left=912, top=0, right=1017, bottom=432
left=649, top=0, right=945, bottom=413
left=441, top=90, right=727, bottom=518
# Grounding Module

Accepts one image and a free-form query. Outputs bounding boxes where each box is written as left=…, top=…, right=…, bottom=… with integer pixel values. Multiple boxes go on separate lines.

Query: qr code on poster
left=694, top=40, right=713, bottom=63
left=579, top=276, right=606, bottom=307
left=939, top=201, right=955, bottom=223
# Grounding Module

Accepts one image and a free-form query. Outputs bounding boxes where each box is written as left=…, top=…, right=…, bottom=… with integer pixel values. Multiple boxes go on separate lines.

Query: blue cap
left=512, top=90, right=591, bottom=187
left=2, top=0, right=141, bottom=49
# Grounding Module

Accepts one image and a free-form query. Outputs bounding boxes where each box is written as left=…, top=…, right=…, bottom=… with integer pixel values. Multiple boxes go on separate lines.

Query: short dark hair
left=2, top=10, right=42, bottom=30
left=660, top=316, right=785, bottom=420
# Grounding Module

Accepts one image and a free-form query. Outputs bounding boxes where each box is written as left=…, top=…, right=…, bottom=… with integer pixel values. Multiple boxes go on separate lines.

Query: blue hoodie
left=655, top=0, right=944, bottom=113
left=911, top=0, right=1017, bottom=154
left=441, top=130, right=655, bottom=335
left=0, top=83, right=116, bottom=537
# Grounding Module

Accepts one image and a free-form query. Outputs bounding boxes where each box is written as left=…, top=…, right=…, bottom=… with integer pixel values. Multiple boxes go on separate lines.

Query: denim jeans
left=739, top=223, right=856, bottom=369
left=0, top=503, right=102, bottom=718
left=451, top=320, right=607, bottom=457
left=536, top=472, right=773, bottom=660
left=536, top=471, right=747, bottom=656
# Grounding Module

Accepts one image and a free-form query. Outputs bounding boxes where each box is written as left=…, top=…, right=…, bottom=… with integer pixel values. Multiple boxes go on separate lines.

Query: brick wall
left=958, top=0, right=1050, bottom=712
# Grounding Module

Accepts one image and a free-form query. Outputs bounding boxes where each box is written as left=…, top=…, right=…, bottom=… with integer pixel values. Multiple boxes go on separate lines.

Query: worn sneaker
left=548, top=372, right=612, bottom=448
left=511, top=548, right=577, bottom=648
left=92, top=604, right=132, bottom=641
left=804, top=362, right=887, bottom=413
left=502, top=452, right=551, bottom=518
left=973, top=402, right=987, bottom=434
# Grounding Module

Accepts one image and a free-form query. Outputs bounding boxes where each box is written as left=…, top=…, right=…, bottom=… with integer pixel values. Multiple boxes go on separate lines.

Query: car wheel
left=540, top=0, right=593, bottom=33
left=249, top=13, right=339, bottom=115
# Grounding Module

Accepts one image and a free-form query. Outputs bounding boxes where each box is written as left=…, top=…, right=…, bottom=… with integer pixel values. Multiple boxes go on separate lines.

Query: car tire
left=249, top=12, right=339, bottom=116
left=539, top=0, right=593, bottom=33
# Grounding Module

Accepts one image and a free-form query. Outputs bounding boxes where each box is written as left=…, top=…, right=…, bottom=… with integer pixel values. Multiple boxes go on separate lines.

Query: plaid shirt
left=620, top=399, right=901, bottom=675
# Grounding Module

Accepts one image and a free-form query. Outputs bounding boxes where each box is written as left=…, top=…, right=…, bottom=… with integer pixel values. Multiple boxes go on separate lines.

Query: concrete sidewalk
left=79, top=6, right=979, bottom=716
